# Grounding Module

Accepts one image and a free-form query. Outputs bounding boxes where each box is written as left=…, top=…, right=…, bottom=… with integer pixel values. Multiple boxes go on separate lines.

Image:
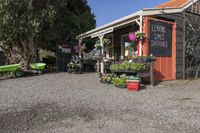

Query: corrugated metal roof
left=156, top=0, right=190, bottom=8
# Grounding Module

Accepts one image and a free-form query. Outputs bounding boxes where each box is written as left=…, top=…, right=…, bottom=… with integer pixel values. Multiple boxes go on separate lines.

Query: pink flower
left=129, top=33, right=137, bottom=41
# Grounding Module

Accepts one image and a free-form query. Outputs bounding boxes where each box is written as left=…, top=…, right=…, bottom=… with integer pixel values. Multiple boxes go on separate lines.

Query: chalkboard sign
left=149, top=20, right=172, bottom=57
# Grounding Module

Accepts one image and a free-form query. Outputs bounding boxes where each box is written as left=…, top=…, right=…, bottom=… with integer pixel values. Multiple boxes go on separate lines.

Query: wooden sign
left=149, top=20, right=172, bottom=57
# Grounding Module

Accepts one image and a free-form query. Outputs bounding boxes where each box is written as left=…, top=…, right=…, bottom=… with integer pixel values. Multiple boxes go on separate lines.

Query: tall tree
left=0, top=0, right=95, bottom=69
left=38, top=0, right=96, bottom=50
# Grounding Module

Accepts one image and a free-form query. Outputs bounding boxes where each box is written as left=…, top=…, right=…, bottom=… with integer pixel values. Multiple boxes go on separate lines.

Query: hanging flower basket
left=135, top=32, right=146, bottom=40
left=129, top=33, right=137, bottom=41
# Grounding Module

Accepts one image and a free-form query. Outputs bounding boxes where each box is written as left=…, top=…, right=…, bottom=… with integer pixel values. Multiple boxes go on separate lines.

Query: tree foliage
left=0, top=0, right=95, bottom=68
left=38, top=0, right=96, bottom=50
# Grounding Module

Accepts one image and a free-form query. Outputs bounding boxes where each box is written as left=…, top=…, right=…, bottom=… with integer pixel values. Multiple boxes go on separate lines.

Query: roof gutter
left=77, top=0, right=196, bottom=40
left=142, top=7, right=183, bottom=16
left=76, top=10, right=142, bottom=39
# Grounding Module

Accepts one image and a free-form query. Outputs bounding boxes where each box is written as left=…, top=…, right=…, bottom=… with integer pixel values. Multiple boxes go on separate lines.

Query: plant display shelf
left=112, top=62, right=155, bottom=86
left=112, top=70, right=146, bottom=77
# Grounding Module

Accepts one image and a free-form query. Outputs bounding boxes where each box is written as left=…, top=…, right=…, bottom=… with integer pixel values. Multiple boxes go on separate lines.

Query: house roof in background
left=156, top=0, right=191, bottom=8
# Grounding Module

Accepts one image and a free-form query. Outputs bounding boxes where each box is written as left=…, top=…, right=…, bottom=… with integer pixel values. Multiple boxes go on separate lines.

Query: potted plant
left=135, top=31, right=146, bottom=40
left=101, top=74, right=112, bottom=84
left=126, top=76, right=140, bottom=91
left=112, top=77, right=127, bottom=88
left=110, top=61, right=146, bottom=73
left=67, top=62, right=80, bottom=70
left=129, top=33, right=137, bottom=41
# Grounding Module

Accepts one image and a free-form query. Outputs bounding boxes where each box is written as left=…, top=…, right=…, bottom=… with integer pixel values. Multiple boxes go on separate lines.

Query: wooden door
left=143, top=17, right=176, bottom=81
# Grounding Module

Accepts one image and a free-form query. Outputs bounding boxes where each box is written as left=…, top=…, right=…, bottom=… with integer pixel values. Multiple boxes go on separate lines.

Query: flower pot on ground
left=100, top=74, right=112, bottom=84
left=126, top=76, right=140, bottom=91
left=67, top=62, right=80, bottom=71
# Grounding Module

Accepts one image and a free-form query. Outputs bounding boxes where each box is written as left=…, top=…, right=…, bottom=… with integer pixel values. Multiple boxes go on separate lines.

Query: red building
left=77, top=0, right=200, bottom=80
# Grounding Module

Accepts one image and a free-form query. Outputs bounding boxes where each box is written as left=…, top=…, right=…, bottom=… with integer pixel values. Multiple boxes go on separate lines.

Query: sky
left=87, top=0, right=169, bottom=27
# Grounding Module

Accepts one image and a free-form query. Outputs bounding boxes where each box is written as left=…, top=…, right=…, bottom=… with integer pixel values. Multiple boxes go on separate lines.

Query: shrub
left=112, top=77, right=127, bottom=88
left=67, top=62, right=80, bottom=69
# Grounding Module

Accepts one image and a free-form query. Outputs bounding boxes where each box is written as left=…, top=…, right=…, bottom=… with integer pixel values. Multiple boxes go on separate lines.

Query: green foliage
left=135, top=32, right=146, bottom=40
left=128, top=41, right=137, bottom=51
left=112, top=77, right=127, bottom=88
left=39, top=49, right=55, bottom=61
left=0, top=0, right=96, bottom=66
left=110, top=64, right=120, bottom=71
left=101, top=74, right=112, bottom=84
left=95, top=38, right=111, bottom=48
left=38, top=0, right=96, bottom=51
left=110, top=61, right=146, bottom=72
left=67, top=61, right=80, bottom=69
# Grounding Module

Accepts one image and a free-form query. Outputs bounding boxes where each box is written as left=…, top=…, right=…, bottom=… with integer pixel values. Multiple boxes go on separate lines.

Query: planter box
left=126, top=80, right=140, bottom=91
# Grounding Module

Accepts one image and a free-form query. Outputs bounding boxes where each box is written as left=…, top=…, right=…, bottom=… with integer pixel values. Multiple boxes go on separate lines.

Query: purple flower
left=129, top=33, right=137, bottom=41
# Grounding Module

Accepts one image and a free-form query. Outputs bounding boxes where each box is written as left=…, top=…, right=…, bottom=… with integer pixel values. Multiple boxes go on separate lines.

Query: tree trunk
left=0, top=0, right=37, bottom=69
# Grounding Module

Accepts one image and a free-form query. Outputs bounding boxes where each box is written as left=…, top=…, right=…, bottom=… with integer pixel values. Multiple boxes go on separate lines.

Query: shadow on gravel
left=0, top=103, right=96, bottom=133
left=0, top=68, right=58, bottom=81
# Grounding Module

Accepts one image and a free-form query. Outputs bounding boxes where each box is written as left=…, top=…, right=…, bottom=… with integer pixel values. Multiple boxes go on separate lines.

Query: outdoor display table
left=112, top=62, right=155, bottom=86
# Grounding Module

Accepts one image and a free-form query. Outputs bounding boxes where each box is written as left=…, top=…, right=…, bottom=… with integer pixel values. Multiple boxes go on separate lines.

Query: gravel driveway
left=0, top=73, right=200, bottom=133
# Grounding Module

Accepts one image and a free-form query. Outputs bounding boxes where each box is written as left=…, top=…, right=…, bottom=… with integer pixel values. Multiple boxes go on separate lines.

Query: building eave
left=76, top=10, right=142, bottom=39
left=77, top=0, right=198, bottom=40
left=142, top=7, right=183, bottom=16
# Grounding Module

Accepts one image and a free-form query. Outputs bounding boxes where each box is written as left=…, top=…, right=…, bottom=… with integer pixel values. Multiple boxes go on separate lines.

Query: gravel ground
left=0, top=73, right=200, bottom=133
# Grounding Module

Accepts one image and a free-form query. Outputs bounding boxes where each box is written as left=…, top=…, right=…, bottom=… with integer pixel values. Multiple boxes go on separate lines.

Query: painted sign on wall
left=149, top=20, right=172, bottom=56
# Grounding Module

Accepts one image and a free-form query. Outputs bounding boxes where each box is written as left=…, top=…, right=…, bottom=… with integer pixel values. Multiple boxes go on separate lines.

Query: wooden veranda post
left=78, top=38, right=82, bottom=57
left=78, top=38, right=83, bottom=72
left=99, top=34, right=104, bottom=74
left=150, top=62, right=155, bottom=86
left=139, top=15, right=143, bottom=56
left=183, top=11, right=186, bottom=79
